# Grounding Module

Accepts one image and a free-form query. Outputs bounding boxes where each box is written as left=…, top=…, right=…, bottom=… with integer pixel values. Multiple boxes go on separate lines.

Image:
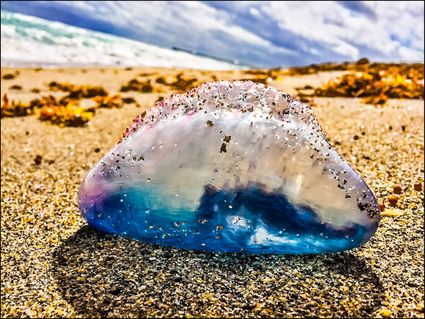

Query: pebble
left=379, top=308, right=392, bottom=317
left=388, top=195, right=399, bottom=206
left=34, top=155, right=43, bottom=165
left=393, top=185, right=402, bottom=194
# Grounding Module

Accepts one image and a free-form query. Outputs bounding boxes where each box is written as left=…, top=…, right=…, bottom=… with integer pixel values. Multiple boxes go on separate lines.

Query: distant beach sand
left=1, top=67, right=424, bottom=318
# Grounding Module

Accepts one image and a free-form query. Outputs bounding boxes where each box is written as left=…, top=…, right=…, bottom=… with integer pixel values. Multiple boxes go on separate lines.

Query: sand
left=1, top=67, right=424, bottom=318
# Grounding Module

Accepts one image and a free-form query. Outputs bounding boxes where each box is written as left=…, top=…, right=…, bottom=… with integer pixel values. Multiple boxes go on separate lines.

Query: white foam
left=1, top=10, right=242, bottom=70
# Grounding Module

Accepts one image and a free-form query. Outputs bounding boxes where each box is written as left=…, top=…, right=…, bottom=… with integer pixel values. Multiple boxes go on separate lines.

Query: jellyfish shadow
left=52, top=226, right=384, bottom=317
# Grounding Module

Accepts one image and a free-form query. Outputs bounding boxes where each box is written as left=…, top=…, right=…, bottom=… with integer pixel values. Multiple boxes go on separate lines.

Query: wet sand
left=1, top=67, right=424, bottom=318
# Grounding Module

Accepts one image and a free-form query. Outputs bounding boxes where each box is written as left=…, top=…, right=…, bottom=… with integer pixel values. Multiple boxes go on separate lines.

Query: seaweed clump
left=313, top=67, right=424, bottom=104
left=48, top=81, right=108, bottom=98
left=1, top=91, right=126, bottom=126
left=120, top=79, right=155, bottom=93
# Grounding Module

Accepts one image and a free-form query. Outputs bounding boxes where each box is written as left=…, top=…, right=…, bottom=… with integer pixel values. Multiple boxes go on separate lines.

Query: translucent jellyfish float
left=78, top=81, right=380, bottom=254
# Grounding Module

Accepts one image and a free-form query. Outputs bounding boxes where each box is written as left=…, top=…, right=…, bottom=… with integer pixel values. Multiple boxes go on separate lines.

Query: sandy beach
left=1, top=67, right=424, bottom=318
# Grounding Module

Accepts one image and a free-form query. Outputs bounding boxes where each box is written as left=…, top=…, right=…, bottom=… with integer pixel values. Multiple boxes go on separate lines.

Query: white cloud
left=261, top=1, right=424, bottom=61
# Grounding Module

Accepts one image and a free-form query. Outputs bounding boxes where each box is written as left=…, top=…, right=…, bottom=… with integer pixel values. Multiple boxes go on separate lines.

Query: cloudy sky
left=1, top=1, right=424, bottom=67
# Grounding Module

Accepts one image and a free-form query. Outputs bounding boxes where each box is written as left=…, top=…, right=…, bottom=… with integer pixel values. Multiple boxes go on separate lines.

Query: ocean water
left=0, top=10, right=240, bottom=70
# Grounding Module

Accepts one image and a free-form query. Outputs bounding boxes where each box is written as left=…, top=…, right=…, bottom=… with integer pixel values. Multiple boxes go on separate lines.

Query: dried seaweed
left=120, top=79, right=155, bottom=93
left=1, top=92, right=125, bottom=126
left=48, top=81, right=107, bottom=98
left=312, top=66, right=424, bottom=105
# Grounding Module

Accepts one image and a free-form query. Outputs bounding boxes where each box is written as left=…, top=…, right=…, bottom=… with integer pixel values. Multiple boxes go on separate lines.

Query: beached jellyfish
left=78, top=81, right=380, bottom=254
